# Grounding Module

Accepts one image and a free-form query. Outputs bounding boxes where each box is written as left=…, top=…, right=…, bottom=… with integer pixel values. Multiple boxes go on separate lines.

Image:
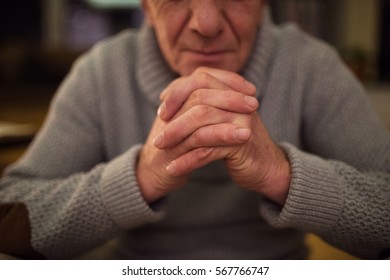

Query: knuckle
left=182, top=155, right=193, bottom=170
left=235, top=113, right=252, bottom=127
left=195, top=71, right=212, bottom=87
left=193, top=104, right=215, bottom=120
left=194, top=66, right=209, bottom=74
left=195, top=148, right=212, bottom=161
left=190, top=129, right=204, bottom=147
left=181, top=148, right=212, bottom=171
left=188, top=89, right=204, bottom=105
left=205, top=127, right=224, bottom=143
left=218, top=129, right=231, bottom=142
left=213, top=132, right=226, bottom=144
left=163, top=77, right=186, bottom=104
left=224, top=90, right=237, bottom=105
left=164, top=80, right=179, bottom=98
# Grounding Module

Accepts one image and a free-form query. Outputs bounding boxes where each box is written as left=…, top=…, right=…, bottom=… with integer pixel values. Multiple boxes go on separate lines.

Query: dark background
left=1, top=0, right=389, bottom=89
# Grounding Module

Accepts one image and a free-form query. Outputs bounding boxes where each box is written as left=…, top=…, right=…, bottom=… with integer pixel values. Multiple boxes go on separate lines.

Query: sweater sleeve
left=0, top=51, right=162, bottom=259
left=261, top=144, right=389, bottom=259
left=260, top=47, right=390, bottom=259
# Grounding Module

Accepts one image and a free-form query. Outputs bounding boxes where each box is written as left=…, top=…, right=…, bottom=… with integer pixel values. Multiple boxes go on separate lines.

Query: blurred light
left=86, top=0, right=140, bottom=8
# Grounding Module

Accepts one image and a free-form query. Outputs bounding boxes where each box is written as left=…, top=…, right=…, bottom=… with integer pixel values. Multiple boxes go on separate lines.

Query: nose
left=188, top=0, right=224, bottom=38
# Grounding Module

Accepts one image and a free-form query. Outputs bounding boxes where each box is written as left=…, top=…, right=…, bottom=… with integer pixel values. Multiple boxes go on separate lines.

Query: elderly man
left=0, top=0, right=389, bottom=259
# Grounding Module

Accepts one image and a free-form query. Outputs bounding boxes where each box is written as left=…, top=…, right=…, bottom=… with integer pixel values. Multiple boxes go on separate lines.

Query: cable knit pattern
left=0, top=12, right=389, bottom=259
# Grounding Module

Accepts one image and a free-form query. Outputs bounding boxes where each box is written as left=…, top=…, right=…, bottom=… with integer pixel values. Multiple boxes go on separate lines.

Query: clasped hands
left=137, top=67, right=291, bottom=206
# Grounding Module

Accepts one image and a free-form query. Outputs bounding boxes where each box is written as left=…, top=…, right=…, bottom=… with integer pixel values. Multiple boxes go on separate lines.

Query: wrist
left=261, top=149, right=291, bottom=206
left=136, top=160, right=165, bottom=204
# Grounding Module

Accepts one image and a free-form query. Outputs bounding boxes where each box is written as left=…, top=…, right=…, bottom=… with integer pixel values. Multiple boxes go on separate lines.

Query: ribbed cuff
left=261, top=143, right=343, bottom=235
left=100, top=144, right=163, bottom=229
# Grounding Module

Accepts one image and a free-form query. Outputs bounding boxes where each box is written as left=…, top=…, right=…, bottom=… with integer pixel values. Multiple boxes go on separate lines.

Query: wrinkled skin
left=137, top=1, right=291, bottom=205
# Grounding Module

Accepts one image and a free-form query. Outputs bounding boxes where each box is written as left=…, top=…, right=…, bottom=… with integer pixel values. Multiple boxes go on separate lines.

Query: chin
left=177, top=62, right=241, bottom=76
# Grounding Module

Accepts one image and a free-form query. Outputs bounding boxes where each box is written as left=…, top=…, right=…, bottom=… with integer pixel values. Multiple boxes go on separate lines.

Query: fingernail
left=245, top=81, right=256, bottom=94
left=166, top=161, right=177, bottom=176
left=157, top=102, right=166, bottom=118
left=236, top=128, right=251, bottom=141
left=244, top=96, right=259, bottom=109
left=153, top=133, right=164, bottom=147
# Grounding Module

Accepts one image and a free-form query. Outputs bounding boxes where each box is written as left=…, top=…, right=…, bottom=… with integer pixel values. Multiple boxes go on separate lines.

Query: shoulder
left=53, top=29, right=141, bottom=108
left=91, top=29, right=139, bottom=56
left=273, top=22, right=341, bottom=68
left=267, top=22, right=353, bottom=93
left=71, top=29, right=140, bottom=74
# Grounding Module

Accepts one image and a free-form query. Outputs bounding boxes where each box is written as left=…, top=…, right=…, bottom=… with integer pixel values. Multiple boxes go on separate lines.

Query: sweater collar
left=136, top=9, right=277, bottom=107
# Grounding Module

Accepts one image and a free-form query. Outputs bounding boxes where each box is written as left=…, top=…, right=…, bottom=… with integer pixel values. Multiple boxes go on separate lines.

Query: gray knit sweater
left=1, top=14, right=389, bottom=259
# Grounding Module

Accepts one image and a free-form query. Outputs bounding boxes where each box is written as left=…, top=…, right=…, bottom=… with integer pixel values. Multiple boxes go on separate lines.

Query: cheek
left=228, top=13, right=262, bottom=53
left=156, top=8, right=188, bottom=44
left=154, top=13, right=189, bottom=72
left=155, top=15, right=186, bottom=51
left=226, top=2, right=263, bottom=38
left=155, top=24, right=181, bottom=69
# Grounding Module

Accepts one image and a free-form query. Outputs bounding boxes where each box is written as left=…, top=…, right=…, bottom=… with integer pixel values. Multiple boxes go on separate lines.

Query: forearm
left=0, top=166, right=116, bottom=259
left=261, top=143, right=390, bottom=259
left=0, top=145, right=162, bottom=259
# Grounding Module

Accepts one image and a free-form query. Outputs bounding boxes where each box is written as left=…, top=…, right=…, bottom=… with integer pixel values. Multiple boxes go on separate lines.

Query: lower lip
left=186, top=51, right=231, bottom=62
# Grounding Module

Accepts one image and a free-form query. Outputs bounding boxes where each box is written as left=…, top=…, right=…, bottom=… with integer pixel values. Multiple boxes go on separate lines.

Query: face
left=142, top=0, right=265, bottom=76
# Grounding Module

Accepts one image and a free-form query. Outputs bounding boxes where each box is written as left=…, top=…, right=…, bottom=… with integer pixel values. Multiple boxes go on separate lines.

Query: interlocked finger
left=154, top=106, right=251, bottom=149
left=159, top=67, right=256, bottom=121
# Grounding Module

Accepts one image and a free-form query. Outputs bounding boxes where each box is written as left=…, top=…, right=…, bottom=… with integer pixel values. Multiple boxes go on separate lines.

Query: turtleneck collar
left=136, top=7, right=277, bottom=107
